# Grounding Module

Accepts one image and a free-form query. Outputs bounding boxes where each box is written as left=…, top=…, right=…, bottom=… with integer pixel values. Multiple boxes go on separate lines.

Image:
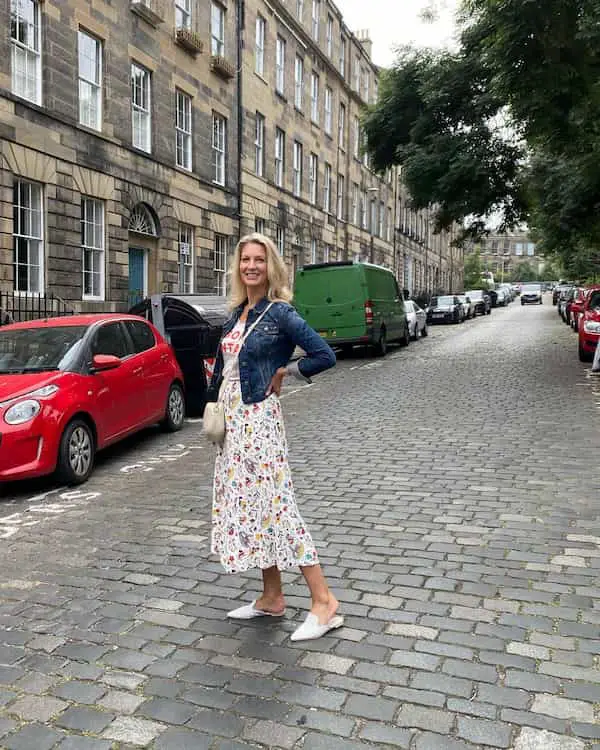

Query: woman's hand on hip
left=266, top=367, right=287, bottom=396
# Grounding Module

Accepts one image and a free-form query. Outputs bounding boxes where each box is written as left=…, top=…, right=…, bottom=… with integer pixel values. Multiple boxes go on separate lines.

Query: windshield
left=522, top=284, right=541, bottom=293
left=0, top=325, right=88, bottom=373
left=466, top=291, right=482, bottom=299
left=432, top=296, right=454, bottom=306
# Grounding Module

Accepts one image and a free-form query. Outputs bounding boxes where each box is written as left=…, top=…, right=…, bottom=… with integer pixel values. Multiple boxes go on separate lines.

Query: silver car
left=404, top=300, right=428, bottom=339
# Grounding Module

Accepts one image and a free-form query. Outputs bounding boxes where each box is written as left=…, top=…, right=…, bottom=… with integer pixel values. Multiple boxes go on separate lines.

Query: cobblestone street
left=0, top=297, right=599, bottom=750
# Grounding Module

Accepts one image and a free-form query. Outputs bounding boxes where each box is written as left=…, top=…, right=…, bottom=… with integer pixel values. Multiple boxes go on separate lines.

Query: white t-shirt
left=220, top=319, right=246, bottom=381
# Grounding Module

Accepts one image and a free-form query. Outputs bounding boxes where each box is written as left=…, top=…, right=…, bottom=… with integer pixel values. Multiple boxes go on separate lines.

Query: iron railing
left=0, top=291, right=75, bottom=325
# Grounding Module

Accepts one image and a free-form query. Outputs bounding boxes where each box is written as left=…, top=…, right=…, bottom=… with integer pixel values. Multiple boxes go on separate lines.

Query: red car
left=0, top=314, right=185, bottom=484
left=569, top=287, right=589, bottom=332
left=578, top=286, right=600, bottom=362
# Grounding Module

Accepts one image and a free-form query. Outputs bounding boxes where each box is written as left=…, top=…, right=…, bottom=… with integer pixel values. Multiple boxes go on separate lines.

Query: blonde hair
left=228, top=232, right=293, bottom=309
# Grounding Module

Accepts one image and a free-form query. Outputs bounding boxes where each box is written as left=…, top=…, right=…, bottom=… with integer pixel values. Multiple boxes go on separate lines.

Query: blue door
left=128, top=248, right=146, bottom=306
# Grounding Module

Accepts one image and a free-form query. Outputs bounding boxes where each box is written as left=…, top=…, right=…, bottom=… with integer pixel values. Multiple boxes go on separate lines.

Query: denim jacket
left=206, top=297, right=336, bottom=405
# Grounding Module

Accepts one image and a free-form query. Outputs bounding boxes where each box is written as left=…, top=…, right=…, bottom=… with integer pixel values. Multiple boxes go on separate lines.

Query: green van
left=294, top=261, right=410, bottom=355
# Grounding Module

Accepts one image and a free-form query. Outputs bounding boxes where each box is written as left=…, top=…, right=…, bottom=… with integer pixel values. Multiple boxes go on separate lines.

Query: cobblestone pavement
left=0, top=296, right=599, bottom=750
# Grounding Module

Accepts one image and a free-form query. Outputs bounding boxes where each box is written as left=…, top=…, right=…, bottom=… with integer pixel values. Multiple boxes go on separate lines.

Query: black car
left=464, top=289, right=492, bottom=316
left=129, top=294, right=229, bottom=416
left=426, top=295, right=464, bottom=324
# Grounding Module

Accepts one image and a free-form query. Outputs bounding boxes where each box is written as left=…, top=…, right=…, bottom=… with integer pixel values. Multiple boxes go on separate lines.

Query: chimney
left=355, top=29, right=373, bottom=60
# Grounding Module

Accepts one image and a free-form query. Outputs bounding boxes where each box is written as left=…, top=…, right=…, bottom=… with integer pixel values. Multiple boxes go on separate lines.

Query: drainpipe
left=236, top=0, right=245, bottom=241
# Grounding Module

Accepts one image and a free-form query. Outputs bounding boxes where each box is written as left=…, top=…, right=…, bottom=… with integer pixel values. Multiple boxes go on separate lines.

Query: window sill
left=254, top=72, right=269, bottom=85
left=132, top=145, right=153, bottom=156
left=175, top=163, right=193, bottom=174
left=212, top=179, right=226, bottom=187
left=82, top=295, right=105, bottom=302
left=275, top=90, right=287, bottom=103
left=294, top=106, right=305, bottom=117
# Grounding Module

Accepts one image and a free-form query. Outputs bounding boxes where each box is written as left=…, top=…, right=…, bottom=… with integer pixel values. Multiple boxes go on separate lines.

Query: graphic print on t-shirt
left=221, top=320, right=245, bottom=356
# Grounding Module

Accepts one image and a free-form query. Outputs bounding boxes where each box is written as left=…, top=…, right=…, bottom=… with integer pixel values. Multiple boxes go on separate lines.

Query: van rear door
left=294, top=263, right=367, bottom=343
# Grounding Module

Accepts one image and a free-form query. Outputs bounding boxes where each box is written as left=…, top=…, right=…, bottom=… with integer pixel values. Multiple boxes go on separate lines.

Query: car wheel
left=57, top=418, right=95, bottom=485
left=162, top=382, right=185, bottom=431
left=486, top=308, right=491, bottom=315
left=421, top=325, right=428, bottom=338
left=579, top=343, right=593, bottom=362
left=400, top=323, right=410, bottom=347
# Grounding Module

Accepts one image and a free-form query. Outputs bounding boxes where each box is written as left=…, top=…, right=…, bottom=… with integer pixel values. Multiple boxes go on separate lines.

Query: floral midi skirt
left=211, top=380, right=319, bottom=574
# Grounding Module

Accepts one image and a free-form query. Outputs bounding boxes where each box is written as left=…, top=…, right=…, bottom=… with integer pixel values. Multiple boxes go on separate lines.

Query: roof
left=0, top=313, right=145, bottom=331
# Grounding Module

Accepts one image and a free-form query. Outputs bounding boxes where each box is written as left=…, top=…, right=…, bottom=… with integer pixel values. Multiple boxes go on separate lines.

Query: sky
left=335, top=0, right=459, bottom=67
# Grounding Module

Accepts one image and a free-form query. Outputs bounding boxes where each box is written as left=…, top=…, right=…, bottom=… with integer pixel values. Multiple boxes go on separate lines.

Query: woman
left=206, top=233, right=341, bottom=642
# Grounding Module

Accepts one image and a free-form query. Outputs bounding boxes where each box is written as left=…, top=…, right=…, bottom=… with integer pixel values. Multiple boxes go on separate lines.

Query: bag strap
left=218, top=302, right=274, bottom=401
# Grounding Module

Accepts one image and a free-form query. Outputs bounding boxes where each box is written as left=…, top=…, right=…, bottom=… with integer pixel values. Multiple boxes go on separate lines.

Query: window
left=175, top=0, right=191, bottom=28
left=353, top=56, right=360, bottom=91
left=370, top=200, right=377, bottom=233
left=324, top=86, right=332, bottom=135
left=326, top=15, right=333, bottom=57
left=124, top=320, right=156, bottom=353
left=309, top=153, right=318, bottom=205
left=351, top=182, right=359, bottom=225
left=527, top=242, right=535, bottom=256
left=10, top=0, right=41, bottom=104
left=13, top=180, right=43, bottom=294
left=387, top=207, right=392, bottom=242
left=311, top=0, right=320, bottom=40
left=337, top=173, right=345, bottom=219
left=363, top=68, right=370, bottom=102
left=81, top=198, right=104, bottom=299
left=296, top=0, right=303, bottom=21
left=211, top=2, right=225, bottom=56
left=323, top=244, right=332, bottom=262
left=310, top=237, right=317, bottom=264
left=92, top=323, right=129, bottom=359
left=353, top=116, right=360, bottom=158
left=276, top=36, right=285, bottom=94
left=214, top=234, right=228, bottom=295
left=212, top=112, right=226, bottom=185
left=293, top=141, right=303, bottom=197
left=276, top=226, right=285, bottom=255
left=361, top=190, right=367, bottom=229
left=131, top=63, right=151, bottom=152
left=78, top=31, right=102, bottom=131
left=255, top=15, right=265, bottom=76
left=338, top=102, right=346, bottom=149
left=275, top=128, right=285, bottom=187
left=178, top=223, right=194, bottom=293
left=323, top=163, right=331, bottom=213
left=294, top=56, right=304, bottom=110
left=339, top=35, right=346, bottom=77
left=310, top=71, right=319, bottom=124
left=255, top=217, right=266, bottom=233
left=175, top=89, right=192, bottom=170
left=255, top=112, right=265, bottom=177
left=378, top=201, right=384, bottom=238
left=515, top=243, right=523, bottom=256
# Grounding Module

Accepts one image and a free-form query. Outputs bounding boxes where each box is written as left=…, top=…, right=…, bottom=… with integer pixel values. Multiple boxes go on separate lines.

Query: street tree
left=463, top=250, right=483, bottom=289
left=363, top=0, right=600, bottom=271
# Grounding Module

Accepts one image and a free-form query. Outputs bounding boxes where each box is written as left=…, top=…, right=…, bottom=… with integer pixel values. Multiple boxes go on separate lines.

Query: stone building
left=477, top=231, right=538, bottom=281
left=1, top=0, right=459, bottom=311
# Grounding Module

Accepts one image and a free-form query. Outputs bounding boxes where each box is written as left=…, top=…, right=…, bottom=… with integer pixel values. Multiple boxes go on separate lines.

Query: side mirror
left=91, top=354, right=121, bottom=372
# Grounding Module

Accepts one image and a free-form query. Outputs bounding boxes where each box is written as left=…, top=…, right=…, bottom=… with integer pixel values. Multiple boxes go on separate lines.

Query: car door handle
left=133, top=366, right=143, bottom=375
left=161, top=353, right=169, bottom=361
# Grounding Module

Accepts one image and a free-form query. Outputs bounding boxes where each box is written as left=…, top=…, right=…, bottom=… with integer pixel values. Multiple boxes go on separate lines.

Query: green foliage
left=463, top=250, right=483, bottom=289
left=508, top=261, right=538, bottom=283
left=363, top=0, right=600, bottom=273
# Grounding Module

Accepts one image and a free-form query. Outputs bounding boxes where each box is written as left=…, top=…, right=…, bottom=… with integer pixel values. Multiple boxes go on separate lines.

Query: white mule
left=290, top=613, right=344, bottom=641
left=227, top=600, right=286, bottom=620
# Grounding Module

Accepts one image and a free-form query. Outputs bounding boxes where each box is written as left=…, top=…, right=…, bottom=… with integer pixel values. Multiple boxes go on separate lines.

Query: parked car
left=486, top=288, right=499, bottom=308
left=426, top=295, right=464, bottom=324
left=495, top=287, right=511, bottom=306
left=497, top=283, right=515, bottom=301
left=456, top=294, right=474, bottom=320
left=0, top=314, right=185, bottom=484
left=404, top=300, right=428, bottom=339
left=558, top=286, right=575, bottom=321
left=570, top=287, right=590, bottom=332
left=520, top=283, right=543, bottom=305
left=129, top=294, right=229, bottom=416
left=464, top=289, right=492, bottom=316
left=578, top=286, right=600, bottom=361
left=294, top=261, right=409, bottom=356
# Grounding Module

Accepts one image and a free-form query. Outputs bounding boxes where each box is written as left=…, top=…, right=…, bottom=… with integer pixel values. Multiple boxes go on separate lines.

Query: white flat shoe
left=290, top=612, right=344, bottom=641
left=227, top=600, right=286, bottom=620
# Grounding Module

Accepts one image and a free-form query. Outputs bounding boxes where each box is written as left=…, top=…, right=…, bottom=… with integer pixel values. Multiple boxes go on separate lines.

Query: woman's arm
left=279, top=304, right=336, bottom=380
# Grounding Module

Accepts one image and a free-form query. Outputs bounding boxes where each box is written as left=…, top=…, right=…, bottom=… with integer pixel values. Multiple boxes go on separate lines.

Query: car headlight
left=4, top=399, right=41, bottom=425
left=583, top=320, right=600, bottom=333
